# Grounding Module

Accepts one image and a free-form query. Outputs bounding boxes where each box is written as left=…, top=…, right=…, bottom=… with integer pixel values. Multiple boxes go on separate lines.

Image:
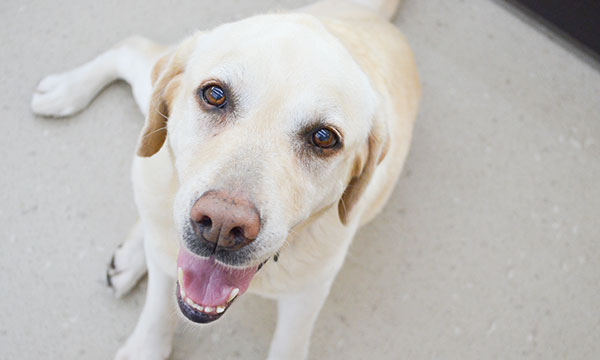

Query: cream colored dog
left=31, top=0, right=419, bottom=358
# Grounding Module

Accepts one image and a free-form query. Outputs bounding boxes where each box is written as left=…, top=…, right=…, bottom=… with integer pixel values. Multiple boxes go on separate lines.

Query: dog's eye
left=311, top=127, right=339, bottom=149
left=201, top=85, right=227, bottom=108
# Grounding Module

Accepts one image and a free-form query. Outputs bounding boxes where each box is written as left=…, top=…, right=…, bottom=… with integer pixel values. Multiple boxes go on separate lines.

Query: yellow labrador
left=31, top=0, right=420, bottom=358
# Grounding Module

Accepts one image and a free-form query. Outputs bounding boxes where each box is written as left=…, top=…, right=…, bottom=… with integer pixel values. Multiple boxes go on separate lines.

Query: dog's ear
left=338, top=118, right=389, bottom=225
left=136, top=37, right=196, bottom=157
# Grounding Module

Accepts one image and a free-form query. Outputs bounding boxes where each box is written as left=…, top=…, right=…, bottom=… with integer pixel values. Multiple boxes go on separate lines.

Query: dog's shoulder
left=320, top=17, right=420, bottom=110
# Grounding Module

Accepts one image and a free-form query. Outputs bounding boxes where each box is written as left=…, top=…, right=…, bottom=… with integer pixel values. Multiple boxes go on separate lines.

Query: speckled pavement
left=1, top=0, right=599, bottom=359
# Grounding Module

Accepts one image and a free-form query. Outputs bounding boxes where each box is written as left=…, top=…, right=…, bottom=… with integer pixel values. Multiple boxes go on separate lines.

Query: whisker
left=143, top=125, right=168, bottom=138
left=151, top=101, right=170, bottom=121
left=339, top=197, right=347, bottom=215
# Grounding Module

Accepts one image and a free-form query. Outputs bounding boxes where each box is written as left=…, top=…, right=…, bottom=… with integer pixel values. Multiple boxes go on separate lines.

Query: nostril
left=198, top=216, right=212, bottom=229
left=230, top=226, right=244, bottom=240
left=190, top=190, right=260, bottom=251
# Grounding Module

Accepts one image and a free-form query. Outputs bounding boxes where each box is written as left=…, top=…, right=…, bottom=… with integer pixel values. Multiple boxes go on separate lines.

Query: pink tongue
left=177, top=248, right=258, bottom=307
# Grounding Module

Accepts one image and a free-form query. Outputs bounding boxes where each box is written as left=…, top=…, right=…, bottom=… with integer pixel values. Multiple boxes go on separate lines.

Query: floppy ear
left=136, top=38, right=195, bottom=157
left=338, top=118, right=390, bottom=225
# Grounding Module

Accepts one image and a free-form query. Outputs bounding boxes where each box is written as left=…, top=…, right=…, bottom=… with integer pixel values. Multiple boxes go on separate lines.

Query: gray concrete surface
left=1, top=0, right=599, bottom=359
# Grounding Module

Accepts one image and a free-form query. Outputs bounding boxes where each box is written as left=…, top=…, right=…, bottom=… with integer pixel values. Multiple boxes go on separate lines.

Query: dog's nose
left=190, top=190, right=260, bottom=251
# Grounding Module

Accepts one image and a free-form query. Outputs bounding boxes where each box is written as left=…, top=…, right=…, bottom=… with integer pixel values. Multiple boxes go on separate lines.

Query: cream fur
left=31, top=1, right=419, bottom=359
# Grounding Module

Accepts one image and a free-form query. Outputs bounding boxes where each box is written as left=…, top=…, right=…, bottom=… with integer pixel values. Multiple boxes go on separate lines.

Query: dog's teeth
left=178, top=268, right=184, bottom=285
left=227, top=288, right=239, bottom=303
left=186, top=297, right=198, bottom=308
left=178, top=267, right=230, bottom=315
left=178, top=268, right=186, bottom=297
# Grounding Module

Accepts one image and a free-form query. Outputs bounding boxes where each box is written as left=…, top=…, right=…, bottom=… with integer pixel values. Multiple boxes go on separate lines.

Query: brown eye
left=202, top=85, right=227, bottom=108
left=311, top=127, right=339, bottom=149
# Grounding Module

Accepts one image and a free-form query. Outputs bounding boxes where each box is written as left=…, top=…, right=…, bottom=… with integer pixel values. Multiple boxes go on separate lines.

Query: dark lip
left=182, top=224, right=258, bottom=267
left=176, top=284, right=226, bottom=324
left=182, top=223, right=279, bottom=268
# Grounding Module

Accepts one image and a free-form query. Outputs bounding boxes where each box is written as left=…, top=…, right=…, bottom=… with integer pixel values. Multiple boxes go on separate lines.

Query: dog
left=31, top=0, right=420, bottom=358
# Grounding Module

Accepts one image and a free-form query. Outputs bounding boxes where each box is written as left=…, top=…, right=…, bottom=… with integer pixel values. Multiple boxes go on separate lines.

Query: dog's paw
left=106, top=238, right=147, bottom=298
left=31, top=71, right=95, bottom=117
left=114, top=336, right=171, bottom=360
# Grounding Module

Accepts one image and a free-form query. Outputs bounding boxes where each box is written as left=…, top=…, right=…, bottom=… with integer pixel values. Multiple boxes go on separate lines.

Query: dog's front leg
left=114, top=237, right=176, bottom=360
left=268, top=281, right=333, bottom=360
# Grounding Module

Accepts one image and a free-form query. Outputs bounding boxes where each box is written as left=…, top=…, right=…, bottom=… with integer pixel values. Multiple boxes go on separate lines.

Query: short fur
left=31, top=1, right=419, bottom=359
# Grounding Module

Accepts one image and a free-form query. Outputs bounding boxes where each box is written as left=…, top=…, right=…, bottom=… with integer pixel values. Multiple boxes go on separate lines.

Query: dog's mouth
left=176, top=247, right=259, bottom=323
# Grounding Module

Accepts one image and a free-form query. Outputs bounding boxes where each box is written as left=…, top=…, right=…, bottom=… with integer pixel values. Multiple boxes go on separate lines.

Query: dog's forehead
left=191, top=14, right=351, bottom=76
left=184, top=14, right=376, bottom=133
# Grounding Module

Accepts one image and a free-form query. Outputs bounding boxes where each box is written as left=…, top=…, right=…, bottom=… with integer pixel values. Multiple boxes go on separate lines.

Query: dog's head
left=137, top=14, right=388, bottom=322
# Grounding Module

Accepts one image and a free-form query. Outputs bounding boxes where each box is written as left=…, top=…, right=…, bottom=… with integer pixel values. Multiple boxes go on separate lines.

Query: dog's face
left=137, top=14, right=388, bottom=322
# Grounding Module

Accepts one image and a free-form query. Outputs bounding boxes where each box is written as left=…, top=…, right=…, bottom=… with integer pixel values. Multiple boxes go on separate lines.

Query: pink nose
left=190, top=190, right=260, bottom=251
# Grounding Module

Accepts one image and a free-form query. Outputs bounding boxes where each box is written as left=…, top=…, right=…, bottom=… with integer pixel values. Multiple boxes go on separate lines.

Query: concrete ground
left=1, top=0, right=599, bottom=359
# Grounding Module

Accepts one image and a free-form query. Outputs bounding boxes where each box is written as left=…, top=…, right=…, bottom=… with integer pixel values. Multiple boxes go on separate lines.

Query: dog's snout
left=190, top=190, right=260, bottom=251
